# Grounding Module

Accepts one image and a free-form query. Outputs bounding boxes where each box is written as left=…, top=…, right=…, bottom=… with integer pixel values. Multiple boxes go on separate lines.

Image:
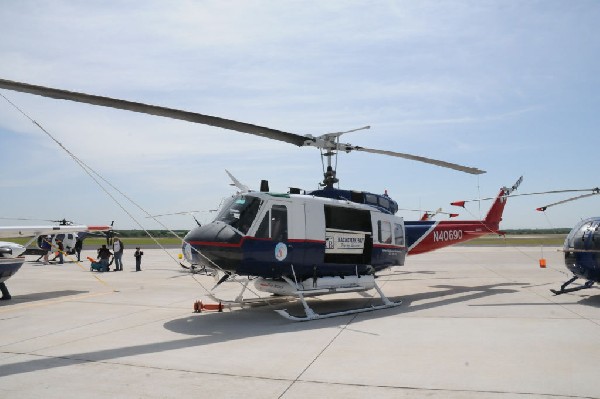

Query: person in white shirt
left=113, top=238, right=124, bottom=271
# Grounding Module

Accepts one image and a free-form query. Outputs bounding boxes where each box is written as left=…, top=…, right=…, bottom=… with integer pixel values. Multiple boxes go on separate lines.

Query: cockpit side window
left=567, top=220, right=594, bottom=250
left=214, top=195, right=262, bottom=235
left=593, top=222, right=600, bottom=249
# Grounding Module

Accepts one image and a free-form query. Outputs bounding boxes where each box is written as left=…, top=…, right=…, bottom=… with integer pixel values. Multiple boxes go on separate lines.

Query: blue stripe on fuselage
left=404, top=221, right=437, bottom=250
left=235, top=237, right=405, bottom=279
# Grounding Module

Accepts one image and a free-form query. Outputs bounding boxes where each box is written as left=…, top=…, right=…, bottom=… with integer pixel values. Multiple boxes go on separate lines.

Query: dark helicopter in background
left=0, top=78, right=515, bottom=320
left=535, top=188, right=600, bottom=295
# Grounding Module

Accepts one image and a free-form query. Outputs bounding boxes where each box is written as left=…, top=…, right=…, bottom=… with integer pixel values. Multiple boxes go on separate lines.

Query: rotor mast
left=312, top=126, right=371, bottom=188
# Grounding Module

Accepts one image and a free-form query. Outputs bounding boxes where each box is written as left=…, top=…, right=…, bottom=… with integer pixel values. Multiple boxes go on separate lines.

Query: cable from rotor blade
left=1, top=93, right=188, bottom=267
left=1, top=91, right=279, bottom=299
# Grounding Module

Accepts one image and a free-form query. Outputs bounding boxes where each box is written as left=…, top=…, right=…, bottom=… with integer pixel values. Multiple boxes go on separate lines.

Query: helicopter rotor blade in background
left=451, top=187, right=600, bottom=207
left=536, top=189, right=600, bottom=211
left=0, top=78, right=483, bottom=176
left=397, top=208, right=459, bottom=219
left=0, top=217, right=56, bottom=223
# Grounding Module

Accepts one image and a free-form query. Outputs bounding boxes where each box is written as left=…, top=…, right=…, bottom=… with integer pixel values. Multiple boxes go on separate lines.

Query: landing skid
left=201, top=270, right=402, bottom=321
left=206, top=276, right=296, bottom=308
left=551, top=276, right=595, bottom=295
left=274, top=279, right=401, bottom=322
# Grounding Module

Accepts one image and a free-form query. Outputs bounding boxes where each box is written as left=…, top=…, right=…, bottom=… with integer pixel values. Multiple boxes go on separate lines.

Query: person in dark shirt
left=74, top=237, right=83, bottom=262
left=134, top=247, right=143, bottom=271
left=41, top=236, right=52, bottom=265
left=97, top=245, right=113, bottom=272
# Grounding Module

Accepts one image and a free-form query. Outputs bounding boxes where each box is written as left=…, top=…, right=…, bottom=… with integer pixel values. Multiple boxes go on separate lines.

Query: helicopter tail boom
left=406, top=180, right=517, bottom=255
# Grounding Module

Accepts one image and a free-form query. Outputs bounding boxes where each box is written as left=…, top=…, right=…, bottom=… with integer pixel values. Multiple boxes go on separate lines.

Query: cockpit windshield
left=214, top=195, right=262, bottom=235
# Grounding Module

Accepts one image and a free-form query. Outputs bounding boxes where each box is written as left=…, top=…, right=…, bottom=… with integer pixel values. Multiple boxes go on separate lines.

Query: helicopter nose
left=182, top=222, right=242, bottom=272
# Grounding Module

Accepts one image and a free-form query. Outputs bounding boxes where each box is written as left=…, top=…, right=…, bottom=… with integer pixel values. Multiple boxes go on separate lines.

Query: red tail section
left=406, top=177, right=521, bottom=255
left=484, top=176, right=522, bottom=227
left=484, top=188, right=510, bottom=228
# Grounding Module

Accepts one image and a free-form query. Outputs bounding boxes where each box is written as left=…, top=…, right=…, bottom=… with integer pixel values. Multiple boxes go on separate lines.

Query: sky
left=1, top=0, right=599, bottom=231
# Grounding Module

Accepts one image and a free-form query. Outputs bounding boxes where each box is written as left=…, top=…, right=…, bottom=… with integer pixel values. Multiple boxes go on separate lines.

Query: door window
left=254, top=204, right=288, bottom=240
left=394, top=223, right=404, bottom=246
left=378, top=220, right=392, bottom=244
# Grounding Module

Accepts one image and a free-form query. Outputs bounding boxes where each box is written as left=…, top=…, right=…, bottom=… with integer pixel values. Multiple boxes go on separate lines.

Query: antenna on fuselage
left=260, top=180, right=270, bottom=192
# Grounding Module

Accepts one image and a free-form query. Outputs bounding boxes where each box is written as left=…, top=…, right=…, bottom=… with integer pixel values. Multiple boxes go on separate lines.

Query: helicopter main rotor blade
left=0, top=78, right=308, bottom=147
left=351, top=146, right=486, bottom=175
left=0, top=78, right=485, bottom=175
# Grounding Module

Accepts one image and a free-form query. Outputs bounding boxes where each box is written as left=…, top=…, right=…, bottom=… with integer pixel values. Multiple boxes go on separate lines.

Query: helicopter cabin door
left=247, top=199, right=303, bottom=277
left=323, top=205, right=372, bottom=265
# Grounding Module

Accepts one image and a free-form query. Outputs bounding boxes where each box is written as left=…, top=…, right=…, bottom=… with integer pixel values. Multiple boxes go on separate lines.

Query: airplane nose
left=0, top=242, right=26, bottom=258
left=182, top=222, right=242, bottom=272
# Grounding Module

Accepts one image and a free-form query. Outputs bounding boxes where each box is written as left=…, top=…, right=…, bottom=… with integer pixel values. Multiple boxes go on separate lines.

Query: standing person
left=113, top=238, right=124, bottom=271
left=56, top=240, right=64, bottom=264
left=97, top=244, right=112, bottom=272
left=0, top=282, right=11, bottom=300
left=134, top=247, right=143, bottom=271
left=74, top=237, right=83, bottom=262
left=41, top=235, right=51, bottom=265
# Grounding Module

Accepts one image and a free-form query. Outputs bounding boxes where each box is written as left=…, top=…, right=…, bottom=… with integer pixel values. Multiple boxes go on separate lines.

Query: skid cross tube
left=274, top=275, right=401, bottom=321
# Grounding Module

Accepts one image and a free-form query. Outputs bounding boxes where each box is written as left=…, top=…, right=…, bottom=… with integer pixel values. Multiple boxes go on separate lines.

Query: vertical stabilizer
left=484, top=176, right=523, bottom=225
left=484, top=188, right=509, bottom=225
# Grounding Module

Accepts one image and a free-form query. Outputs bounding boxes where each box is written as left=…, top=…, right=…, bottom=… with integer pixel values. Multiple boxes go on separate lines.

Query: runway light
left=539, top=258, right=547, bottom=268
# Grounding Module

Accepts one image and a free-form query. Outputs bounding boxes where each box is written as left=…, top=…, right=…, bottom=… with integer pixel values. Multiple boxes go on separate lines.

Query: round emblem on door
left=274, top=242, right=288, bottom=261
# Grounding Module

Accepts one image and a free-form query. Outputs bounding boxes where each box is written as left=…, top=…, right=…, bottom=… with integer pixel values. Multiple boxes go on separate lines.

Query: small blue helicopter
left=535, top=188, right=600, bottom=295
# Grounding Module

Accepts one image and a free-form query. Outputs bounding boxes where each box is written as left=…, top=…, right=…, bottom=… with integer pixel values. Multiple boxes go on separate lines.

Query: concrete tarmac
left=0, top=246, right=599, bottom=399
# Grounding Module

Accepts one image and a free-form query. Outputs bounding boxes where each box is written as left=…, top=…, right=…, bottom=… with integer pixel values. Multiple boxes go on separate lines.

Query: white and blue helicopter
left=0, top=78, right=516, bottom=320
